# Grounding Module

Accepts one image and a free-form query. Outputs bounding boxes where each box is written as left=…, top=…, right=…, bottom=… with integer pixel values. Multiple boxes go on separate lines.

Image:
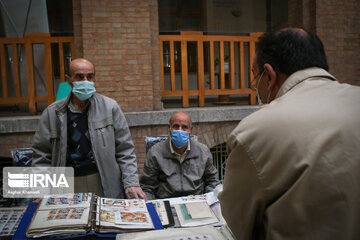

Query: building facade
left=0, top=0, right=359, bottom=178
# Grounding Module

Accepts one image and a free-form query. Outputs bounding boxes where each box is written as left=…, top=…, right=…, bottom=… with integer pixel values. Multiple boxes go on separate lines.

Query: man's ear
left=263, top=63, right=277, bottom=91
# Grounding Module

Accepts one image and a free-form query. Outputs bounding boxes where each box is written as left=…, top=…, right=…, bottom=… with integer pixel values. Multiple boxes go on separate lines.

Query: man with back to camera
left=140, top=112, right=220, bottom=200
left=32, top=58, right=147, bottom=200
left=219, top=28, right=360, bottom=239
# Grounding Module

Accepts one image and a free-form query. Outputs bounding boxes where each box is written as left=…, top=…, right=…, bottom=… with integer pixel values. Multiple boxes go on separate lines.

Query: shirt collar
left=68, top=100, right=90, bottom=113
left=276, top=67, right=336, bottom=99
left=169, top=138, right=191, bottom=157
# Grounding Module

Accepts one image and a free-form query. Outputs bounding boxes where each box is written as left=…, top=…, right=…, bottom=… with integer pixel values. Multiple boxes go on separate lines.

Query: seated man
left=32, top=58, right=146, bottom=200
left=140, top=112, right=220, bottom=200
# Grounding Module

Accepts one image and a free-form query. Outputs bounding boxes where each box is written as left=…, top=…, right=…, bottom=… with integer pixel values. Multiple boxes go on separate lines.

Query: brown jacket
left=219, top=68, right=360, bottom=240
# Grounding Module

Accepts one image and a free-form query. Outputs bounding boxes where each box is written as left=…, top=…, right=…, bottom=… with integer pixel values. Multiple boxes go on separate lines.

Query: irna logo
left=3, top=167, right=74, bottom=198
left=7, top=172, right=69, bottom=188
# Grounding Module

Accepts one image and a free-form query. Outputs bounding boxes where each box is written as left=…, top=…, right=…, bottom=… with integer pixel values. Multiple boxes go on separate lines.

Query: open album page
left=97, top=198, right=153, bottom=233
left=0, top=207, right=26, bottom=237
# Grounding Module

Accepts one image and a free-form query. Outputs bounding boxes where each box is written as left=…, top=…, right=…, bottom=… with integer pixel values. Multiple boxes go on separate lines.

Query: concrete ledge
left=0, top=116, right=40, bottom=133
left=0, top=106, right=258, bottom=133
left=125, top=106, right=258, bottom=127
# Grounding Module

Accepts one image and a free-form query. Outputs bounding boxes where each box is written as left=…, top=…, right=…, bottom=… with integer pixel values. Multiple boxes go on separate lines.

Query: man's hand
left=125, top=186, right=147, bottom=201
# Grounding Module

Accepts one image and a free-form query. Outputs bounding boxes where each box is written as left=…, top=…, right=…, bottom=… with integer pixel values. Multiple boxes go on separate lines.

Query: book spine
left=164, top=200, right=175, bottom=227
left=89, top=194, right=99, bottom=232
left=146, top=202, right=164, bottom=230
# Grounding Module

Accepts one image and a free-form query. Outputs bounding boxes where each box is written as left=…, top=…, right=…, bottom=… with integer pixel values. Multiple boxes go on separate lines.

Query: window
left=46, top=0, right=73, bottom=36
left=210, top=142, right=228, bottom=183
left=158, top=0, right=288, bottom=34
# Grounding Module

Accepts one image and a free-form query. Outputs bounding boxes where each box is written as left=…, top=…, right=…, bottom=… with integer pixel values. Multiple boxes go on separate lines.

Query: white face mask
left=256, top=71, right=265, bottom=105
left=255, top=71, right=272, bottom=105
left=72, top=80, right=96, bottom=101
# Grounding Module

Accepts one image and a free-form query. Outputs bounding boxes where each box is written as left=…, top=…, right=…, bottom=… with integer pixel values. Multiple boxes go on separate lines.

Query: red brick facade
left=317, top=0, right=360, bottom=85
left=288, top=0, right=360, bottom=85
left=72, top=0, right=161, bottom=111
left=72, top=0, right=359, bottom=113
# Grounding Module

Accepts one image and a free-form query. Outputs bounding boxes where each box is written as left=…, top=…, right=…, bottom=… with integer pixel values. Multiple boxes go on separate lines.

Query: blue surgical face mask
left=72, top=80, right=96, bottom=101
left=171, top=130, right=189, bottom=148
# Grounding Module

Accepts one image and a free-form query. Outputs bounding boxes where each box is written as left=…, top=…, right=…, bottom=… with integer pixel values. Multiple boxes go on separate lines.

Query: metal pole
left=0, top=0, right=22, bottom=37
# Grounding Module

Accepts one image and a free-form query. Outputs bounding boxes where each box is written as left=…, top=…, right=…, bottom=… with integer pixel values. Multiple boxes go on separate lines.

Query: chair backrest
left=145, top=135, right=198, bottom=153
left=56, top=82, right=71, bottom=101
left=145, top=135, right=169, bottom=153
left=11, top=148, right=33, bottom=166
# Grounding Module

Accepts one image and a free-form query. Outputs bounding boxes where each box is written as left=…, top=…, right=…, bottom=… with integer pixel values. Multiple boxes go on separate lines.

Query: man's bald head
left=169, top=112, right=192, bottom=133
left=69, top=58, right=95, bottom=76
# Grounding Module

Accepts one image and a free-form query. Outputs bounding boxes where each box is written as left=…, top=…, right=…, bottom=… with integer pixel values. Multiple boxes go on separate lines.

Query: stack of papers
left=173, top=201, right=219, bottom=227
left=116, top=225, right=230, bottom=240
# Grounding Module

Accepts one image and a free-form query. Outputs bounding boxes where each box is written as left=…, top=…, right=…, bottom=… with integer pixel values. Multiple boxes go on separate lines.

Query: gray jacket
left=32, top=93, right=140, bottom=198
left=140, top=138, right=220, bottom=200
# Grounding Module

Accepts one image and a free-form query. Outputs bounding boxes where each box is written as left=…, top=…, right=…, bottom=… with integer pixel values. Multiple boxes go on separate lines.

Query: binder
left=14, top=194, right=164, bottom=239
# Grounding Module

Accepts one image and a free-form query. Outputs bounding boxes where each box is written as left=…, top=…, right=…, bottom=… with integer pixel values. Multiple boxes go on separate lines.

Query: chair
left=145, top=135, right=169, bottom=153
left=11, top=148, right=33, bottom=166
left=55, top=82, right=71, bottom=101
left=0, top=148, right=35, bottom=207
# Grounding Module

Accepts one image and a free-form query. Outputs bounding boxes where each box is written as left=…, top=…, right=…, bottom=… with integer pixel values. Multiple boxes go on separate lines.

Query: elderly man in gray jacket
left=32, top=58, right=146, bottom=200
left=140, top=112, right=220, bottom=200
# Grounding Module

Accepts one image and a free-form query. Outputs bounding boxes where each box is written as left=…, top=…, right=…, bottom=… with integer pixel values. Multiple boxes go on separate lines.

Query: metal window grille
left=210, top=142, right=228, bottom=183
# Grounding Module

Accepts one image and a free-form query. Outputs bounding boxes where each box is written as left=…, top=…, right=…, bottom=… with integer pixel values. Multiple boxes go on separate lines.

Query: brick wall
left=0, top=133, right=35, bottom=158
left=149, top=0, right=162, bottom=110
left=317, top=0, right=360, bottom=85
left=288, top=0, right=303, bottom=28
left=73, top=0, right=161, bottom=111
left=302, top=0, right=316, bottom=32
left=289, top=0, right=360, bottom=86
left=72, top=0, right=83, bottom=58
left=71, top=0, right=359, bottom=113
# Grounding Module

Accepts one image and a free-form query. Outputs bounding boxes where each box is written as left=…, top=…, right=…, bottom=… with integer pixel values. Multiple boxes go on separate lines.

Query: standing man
left=140, top=112, right=220, bottom=200
left=219, top=28, right=360, bottom=239
left=32, top=58, right=146, bottom=200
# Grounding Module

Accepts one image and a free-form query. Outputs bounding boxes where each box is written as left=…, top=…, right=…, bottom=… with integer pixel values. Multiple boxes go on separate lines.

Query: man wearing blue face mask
left=140, top=112, right=220, bottom=200
left=32, top=58, right=147, bottom=200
